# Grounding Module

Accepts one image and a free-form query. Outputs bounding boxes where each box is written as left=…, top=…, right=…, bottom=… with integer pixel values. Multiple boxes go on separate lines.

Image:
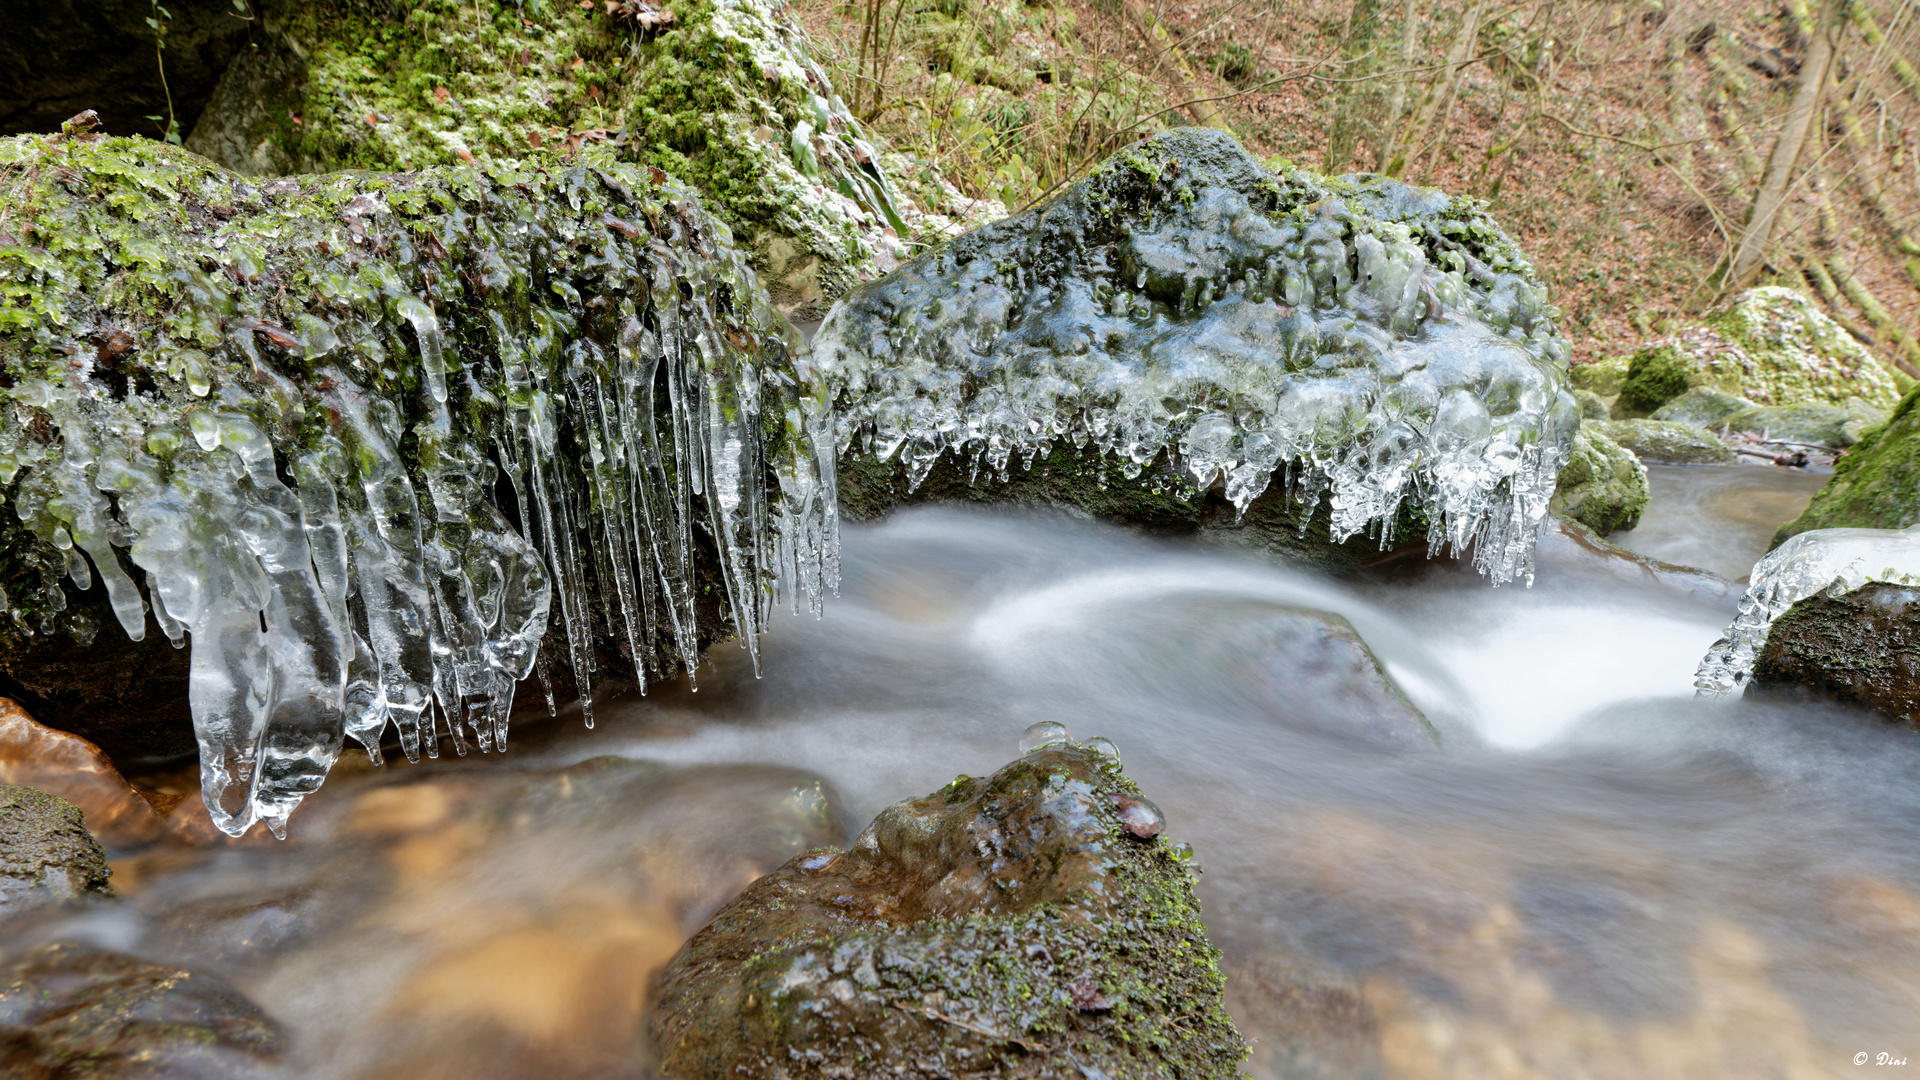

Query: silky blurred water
left=16, top=494, right=1920, bottom=1079
left=1610, top=463, right=1828, bottom=579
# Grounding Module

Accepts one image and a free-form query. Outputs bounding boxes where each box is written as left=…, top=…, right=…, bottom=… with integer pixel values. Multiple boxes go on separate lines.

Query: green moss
left=1615, top=344, right=1693, bottom=417
left=1550, top=425, right=1648, bottom=535
left=1774, top=383, right=1920, bottom=546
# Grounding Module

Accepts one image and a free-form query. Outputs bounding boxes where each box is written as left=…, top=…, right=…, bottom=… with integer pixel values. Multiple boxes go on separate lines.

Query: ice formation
left=0, top=137, right=836, bottom=836
left=1694, top=523, right=1920, bottom=698
left=814, top=129, right=1579, bottom=585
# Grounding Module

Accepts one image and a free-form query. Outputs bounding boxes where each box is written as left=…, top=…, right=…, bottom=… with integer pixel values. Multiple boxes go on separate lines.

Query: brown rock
left=0, top=784, right=111, bottom=920
left=0, top=698, right=163, bottom=848
left=1749, top=582, right=1920, bottom=724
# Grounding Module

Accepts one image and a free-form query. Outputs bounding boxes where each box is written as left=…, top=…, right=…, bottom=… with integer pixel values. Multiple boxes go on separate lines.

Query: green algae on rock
left=818, top=127, right=1579, bottom=584
left=648, top=742, right=1249, bottom=1078
left=0, top=784, right=111, bottom=919
left=0, top=131, right=836, bottom=837
left=1775, top=384, right=1920, bottom=544
left=1549, top=425, right=1648, bottom=536
left=1611, top=287, right=1906, bottom=418
left=185, top=0, right=997, bottom=314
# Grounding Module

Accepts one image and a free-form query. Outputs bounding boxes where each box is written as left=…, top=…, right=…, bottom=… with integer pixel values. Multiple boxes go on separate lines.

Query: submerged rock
left=819, top=127, right=1578, bottom=584
left=0, top=784, right=111, bottom=919
left=1612, top=287, right=1905, bottom=417
left=0, top=132, right=836, bottom=836
left=0, top=942, right=287, bottom=1078
left=1549, top=425, right=1648, bottom=535
left=1590, top=418, right=1733, bottom=465
left=648, top=743, right=1248, bottom=1078
left=1776, top=384, right=1920, bottom=542
left=1749, top=582, right=1920, bottom=725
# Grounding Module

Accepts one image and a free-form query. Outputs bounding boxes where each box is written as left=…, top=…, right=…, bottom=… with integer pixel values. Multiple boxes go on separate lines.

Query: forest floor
left=790, top=0, right=1920, bottom=369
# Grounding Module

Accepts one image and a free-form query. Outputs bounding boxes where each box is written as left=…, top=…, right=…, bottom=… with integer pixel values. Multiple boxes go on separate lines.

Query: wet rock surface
left=1749, top=582, right=1920, bottom=725
left=648, top=743, right=1248, bottom=1079
left=821, top=126, right=1578, bottom=584
left=0, top=784, right=111, bottom=920
left=0, top=699, right=163, bottom=850
left=0, top=942, right=287, bottom=1079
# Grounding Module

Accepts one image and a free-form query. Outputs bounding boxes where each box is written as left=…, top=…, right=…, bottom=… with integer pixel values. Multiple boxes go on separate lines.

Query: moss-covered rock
left=1568, top=353, right=1629, bottom=398
left=819, top=127, right=1578, bottom=584
left=1722, top=401, right=1877, bottom=450
left=0, top=784, right=111, bottom=918
left=183, top=0, right=995, bottom=315
left=1612, top=287, right=1905, bottom=417
left=0, top=942, right=287, bottom=1077
left=1775, top=384, right=1920, bottom=544
left=648, top=742, right=1248, bottom=1078
left=1649, top=385, right=1759, bottom=429
left=1549, top=425, right=1647, bottom=535
left=1748, top=582, right=1920, bottom=726
left=0, top=130, right=835, bottom=833
left=1589, top=418, right=1733, bottom=464
left=1573, top=388, right=1609, bottom=421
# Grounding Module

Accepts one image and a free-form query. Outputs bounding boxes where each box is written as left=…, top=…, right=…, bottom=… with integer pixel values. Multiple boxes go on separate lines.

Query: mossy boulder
left=1775, top=384, right=1920, bottom=544
left=820, top=127, right=1578, bottom=584
left=1722, top=401, right=1877, bottom=450
left=0, top=129, right=834, bottom=832
left=183, top=0, right=991, bottom=314
left=0, top=942, right=287, bottom=1077
left=1549, top=425, right=1648, bottom=535
left=1573, top=388, right=1609, bottom=421
left=1569, top=354, right=1630, bottom=398
left=1611, top=287, right=1905, bottom=417
left=1748, top=582, right=1920, bottom=726
left=649, top=742, right=1248, bottom=1078
left=1589, top=418, right=1733, bottom=464
left=1649, top=386, right=1759, bottom=429
left=0, top=784, right=111, bottom=918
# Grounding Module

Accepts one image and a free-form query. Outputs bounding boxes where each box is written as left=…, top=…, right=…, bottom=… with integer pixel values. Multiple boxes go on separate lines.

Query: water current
left=14, top=466, right=1919, bottom=1079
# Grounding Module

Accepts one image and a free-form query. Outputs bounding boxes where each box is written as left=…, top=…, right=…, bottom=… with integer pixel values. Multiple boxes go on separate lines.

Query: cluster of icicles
left=1695, top=522, right=1920, bottom=698
left=3, top=199, right=837, bottom=840
left=816, top=134, right=1580, bottom=586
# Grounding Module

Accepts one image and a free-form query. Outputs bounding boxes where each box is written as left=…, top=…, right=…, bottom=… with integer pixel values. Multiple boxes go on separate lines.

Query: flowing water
left=12, top=478, right=1920, bottom=1079
left=1610, top=463, right=1829, bottom=581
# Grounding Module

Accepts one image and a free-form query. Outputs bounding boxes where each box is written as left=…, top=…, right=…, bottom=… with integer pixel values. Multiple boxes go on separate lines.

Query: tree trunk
left=1120, top=0, right=1232, bottom=130
left=1724, top=0, right=1836, bottom=291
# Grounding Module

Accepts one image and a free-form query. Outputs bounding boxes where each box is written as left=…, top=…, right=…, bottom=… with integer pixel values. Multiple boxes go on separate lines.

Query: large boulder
left=0, top=784, right=111, bottom=919
left=0, top=130, right=836, bottom=836
left=648, top=742, right=1249, bottom=1078
left=1612, top=287, right=1907, bottom=417
left=181, top=0, right=994, bottom=314
left=818, top=127, right=1579, bottom=583
left=1549, top=425, right=1648, bottom=535
left=1748, top=582, right=1919, bottom=725
left=1776, top=384, right=1920, bottom=543
left=0, top=942, right=287, bottom=1078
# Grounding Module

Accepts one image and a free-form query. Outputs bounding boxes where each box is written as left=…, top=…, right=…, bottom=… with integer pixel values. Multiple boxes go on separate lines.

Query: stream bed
left=10, top=467, right=1918, bottom=1079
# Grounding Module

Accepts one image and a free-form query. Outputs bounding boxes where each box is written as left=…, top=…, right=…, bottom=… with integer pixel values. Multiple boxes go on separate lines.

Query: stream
left=11, top=465, right=1918, bottom=1079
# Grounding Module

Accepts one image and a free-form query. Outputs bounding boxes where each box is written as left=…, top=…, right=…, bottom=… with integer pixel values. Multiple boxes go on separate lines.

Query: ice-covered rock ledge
left=0, top=126, right=836, bottom=836
left=816, top=128, right=1580, bottom=582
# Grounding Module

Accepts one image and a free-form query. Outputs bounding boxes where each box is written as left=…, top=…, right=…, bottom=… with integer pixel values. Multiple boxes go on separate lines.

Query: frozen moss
left=0, top=131, right=835, bottom=835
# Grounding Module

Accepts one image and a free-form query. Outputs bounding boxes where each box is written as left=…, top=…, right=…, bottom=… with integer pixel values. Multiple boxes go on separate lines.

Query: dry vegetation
left=788, top=0, right=1920, bottom=368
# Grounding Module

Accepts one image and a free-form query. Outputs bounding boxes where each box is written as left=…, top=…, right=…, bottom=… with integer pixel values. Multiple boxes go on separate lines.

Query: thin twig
left=889, top=1002, right=1044, bottom=1052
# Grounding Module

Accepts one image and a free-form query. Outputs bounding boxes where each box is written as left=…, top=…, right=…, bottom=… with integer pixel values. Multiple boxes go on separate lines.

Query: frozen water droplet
left=188, top=411, right=221, bottom=451
left=1019, top=720, right=1070, bottom=754
left=1112, top=793, right=1164, bottom=840
left=1086, top=736, right=1120, bottom=763
left=1170, top=840, right=1201, bottom=874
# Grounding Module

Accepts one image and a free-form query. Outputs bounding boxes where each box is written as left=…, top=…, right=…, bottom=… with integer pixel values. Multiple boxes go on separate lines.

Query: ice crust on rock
left=0, top=137, right=837, bottom=837
left=1695, top=523, right=1920, bottom=698
left=814, top=129, right=1579, bottom=584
